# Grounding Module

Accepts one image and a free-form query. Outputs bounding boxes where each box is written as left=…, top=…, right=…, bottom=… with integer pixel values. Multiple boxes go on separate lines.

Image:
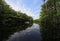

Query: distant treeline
left=0, top=0, right=33, bottom=41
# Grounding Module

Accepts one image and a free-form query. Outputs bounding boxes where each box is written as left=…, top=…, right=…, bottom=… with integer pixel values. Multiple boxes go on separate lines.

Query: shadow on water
left=6, top=23, right=41, bottom=41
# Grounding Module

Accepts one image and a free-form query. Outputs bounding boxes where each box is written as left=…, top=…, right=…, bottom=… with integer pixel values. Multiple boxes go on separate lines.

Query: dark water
left=6, top=23, right=41, bottom=41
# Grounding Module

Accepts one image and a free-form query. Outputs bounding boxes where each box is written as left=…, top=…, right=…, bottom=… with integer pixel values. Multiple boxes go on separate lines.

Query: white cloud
left=5, top=0, right=40, bottom=20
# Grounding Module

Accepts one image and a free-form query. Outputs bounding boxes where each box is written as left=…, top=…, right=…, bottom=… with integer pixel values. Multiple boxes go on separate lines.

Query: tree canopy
left=39, top=0, right=60, bottom=41
left=0, top=0, right=33, bottom=41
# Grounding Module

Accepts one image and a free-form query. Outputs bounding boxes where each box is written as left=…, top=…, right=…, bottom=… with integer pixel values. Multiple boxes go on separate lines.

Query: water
left=6, top=23, right=41, bottom=41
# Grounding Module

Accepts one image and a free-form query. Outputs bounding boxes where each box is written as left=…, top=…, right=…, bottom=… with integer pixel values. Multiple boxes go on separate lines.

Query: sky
left=5, top=0, right=44, bottom=20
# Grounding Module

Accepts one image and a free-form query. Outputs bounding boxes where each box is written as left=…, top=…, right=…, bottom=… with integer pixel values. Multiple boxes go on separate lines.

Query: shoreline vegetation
left=0, top=0, right=33, bottom=41
left=34, top=0, right=60, bottom=41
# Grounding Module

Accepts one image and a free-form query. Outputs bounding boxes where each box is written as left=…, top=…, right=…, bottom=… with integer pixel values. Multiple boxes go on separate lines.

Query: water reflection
left=6, top=24, right=41, bottom=41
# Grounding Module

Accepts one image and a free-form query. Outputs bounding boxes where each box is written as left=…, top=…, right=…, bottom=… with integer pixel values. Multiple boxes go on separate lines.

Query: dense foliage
left=39, top=0, right=60, bottom=41
left=33, top=19, right=40, bottom=24
left=0, top=0, right=33, bottom=41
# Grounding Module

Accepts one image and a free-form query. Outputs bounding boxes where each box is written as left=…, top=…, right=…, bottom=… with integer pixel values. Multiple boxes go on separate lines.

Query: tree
left=33, top=19, right=40, bottom=24
left=39, top=0, right=60, bottom=41
left=0, top=0, right=33, bottom=41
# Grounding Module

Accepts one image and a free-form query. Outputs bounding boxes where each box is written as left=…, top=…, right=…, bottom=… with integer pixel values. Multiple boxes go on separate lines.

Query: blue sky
left=5, top=0, right=44, bottom=20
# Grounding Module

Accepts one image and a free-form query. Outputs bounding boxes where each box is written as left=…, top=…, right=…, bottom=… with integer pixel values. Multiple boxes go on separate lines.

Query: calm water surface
left=6, top=23, right=41, bottom=41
